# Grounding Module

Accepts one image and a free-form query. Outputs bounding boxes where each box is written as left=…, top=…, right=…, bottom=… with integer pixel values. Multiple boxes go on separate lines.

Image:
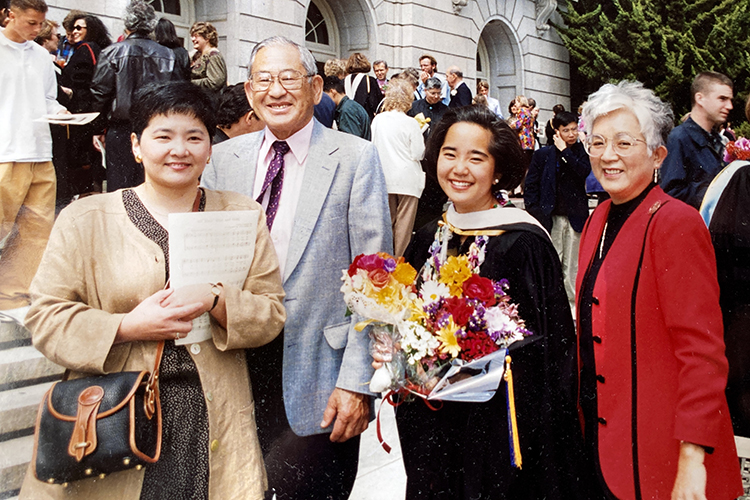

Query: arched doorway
left=305, top=0, right=340, bottom=74
left=304, top=0, right=377, bottom=69
left=476, top=18, right=523, bottom=114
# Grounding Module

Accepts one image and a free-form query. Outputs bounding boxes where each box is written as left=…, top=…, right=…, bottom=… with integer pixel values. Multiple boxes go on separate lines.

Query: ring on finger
left=175, top=332, right=180, bottom=340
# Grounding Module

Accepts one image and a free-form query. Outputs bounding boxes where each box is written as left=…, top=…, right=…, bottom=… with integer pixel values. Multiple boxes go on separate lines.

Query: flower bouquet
left=397, top=248, right=530, bottom=403
left=341, top=242, right=531, bottom=402
left=342, top=242, right=531, bottom=465
left=340, top=253, right=418, bottom=392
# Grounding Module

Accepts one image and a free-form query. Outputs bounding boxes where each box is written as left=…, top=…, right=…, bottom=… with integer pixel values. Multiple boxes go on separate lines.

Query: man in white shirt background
left=0, top=0, right=67, bottom=324
left=414, top=53, right=450, bottom=106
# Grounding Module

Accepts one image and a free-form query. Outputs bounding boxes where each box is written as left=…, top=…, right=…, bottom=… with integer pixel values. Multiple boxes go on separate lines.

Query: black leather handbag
left=32, top=341, right=164, bottom=485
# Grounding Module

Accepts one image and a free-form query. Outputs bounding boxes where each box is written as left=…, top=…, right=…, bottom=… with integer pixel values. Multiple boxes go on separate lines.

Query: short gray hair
left=123, top=0, right=156, bottom=35
left=582, top=80, right=674, bottom=152
left=424, top=77, right=442, bottom=91
left=248, top=36, right=317, bottom=79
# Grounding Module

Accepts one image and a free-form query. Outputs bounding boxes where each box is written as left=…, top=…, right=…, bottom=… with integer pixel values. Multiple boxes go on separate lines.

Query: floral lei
left=421, top=224, right=489, bottom=283
left=421, top=195, right=510, bottom=282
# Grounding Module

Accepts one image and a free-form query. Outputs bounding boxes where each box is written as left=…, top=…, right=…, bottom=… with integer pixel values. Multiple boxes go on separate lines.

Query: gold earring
left=135, top=154, right=142, bottom=163
left=206, top=156, right=211, bottom=164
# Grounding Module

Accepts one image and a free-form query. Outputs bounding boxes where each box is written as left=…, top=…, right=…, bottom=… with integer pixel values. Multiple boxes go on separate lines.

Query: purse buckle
left=144, top=374, right=158, bottom=420
left=68, top=386, right=104, bottom=461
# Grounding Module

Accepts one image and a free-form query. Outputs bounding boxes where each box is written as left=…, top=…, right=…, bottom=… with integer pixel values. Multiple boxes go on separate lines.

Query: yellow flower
left=439, top=255, right=473, bottom=296
left=376, top=281, right=400, bottom=308
left=437, top=318, right=461, bottom=358
left=409, top=298, right=430, bottom=323
left=393, top=261, right=417, bottom=286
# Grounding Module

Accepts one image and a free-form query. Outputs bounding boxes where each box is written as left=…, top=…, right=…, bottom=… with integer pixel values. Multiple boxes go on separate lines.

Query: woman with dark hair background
left=154, top=17, right=189, bottom=81
left=374, top=106, right=588, bottom=499
left=59, top=13, right=111, bottom=198
left=344, top=52, right=383, bottom=120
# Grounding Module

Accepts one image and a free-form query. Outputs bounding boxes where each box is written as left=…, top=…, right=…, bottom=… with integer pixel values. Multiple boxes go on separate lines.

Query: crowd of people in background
left=3, top=0, right=750, bottom=498
left=16, top=0, right=232, bottom=203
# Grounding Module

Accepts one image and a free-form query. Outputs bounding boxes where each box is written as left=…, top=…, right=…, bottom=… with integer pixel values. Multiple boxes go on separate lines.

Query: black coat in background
left=708, top=163, right=750, bottom=437
left=448, top=81, right=472, bottom=108
left=396, top=219, right=592, bottom=500
left=171, top=46, right=191, bottom=81
left=407, top=99, right=450, bottom=229
left=349, top=73, right=383, bottom=120
left=524, top=142, right=591, bottom=233
left=59, top=41, right=104, bottom=194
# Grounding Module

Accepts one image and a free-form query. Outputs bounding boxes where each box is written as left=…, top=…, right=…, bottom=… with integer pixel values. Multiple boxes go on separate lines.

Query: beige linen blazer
left=19, top=189, right=285, bottom=500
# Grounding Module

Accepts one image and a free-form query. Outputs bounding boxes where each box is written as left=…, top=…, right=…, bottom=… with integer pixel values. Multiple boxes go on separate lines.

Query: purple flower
left=383, top=258, right=396, bottom=273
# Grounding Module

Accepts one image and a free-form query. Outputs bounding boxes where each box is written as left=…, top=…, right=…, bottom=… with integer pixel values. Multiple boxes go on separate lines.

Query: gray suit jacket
left=202, top=119, right=393, bottom=436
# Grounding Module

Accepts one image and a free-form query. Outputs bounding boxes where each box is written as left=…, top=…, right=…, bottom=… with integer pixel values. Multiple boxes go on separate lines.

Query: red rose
left=462, top=275, right=496, bottom=306
left=445, top=296, right=474, bottom=326
left=368, top=268, right=390, bottom=290
left=348, top=254, right=364, bottom=276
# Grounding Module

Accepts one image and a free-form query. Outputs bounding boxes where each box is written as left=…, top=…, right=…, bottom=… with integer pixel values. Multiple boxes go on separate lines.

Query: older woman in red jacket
left=576, top=80, right=742, bottom=500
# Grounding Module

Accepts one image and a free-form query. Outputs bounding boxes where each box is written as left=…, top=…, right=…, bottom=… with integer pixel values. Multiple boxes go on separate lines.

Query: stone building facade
left=46, top=0, right=570, bottom=118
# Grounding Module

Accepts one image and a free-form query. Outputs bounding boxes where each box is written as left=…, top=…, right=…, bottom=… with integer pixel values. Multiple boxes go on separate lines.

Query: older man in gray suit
left=202, top=36, right=392, bottom=500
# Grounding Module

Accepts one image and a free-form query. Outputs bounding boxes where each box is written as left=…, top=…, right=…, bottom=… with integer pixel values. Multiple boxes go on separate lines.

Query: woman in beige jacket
left=20, top=81, right=285, bottom=500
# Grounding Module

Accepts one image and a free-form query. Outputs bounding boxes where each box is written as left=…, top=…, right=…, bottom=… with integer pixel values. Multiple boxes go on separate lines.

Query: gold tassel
left=504, top=354, right=522, bottom=469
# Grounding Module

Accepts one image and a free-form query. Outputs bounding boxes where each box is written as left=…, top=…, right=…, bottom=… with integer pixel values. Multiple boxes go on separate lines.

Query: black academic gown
left=709, top=164, right=750, bottom=437
left=396, top=217, right=589, bottom=500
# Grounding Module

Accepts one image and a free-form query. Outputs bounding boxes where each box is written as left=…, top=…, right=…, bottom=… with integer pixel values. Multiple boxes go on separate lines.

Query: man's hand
left=320, top=388, right=370, bottom=443
left=419, top=70, right=429, bottom=84
left=553, top=130, right=567, bottom=151
left=671, top=441, right=707, bottom=500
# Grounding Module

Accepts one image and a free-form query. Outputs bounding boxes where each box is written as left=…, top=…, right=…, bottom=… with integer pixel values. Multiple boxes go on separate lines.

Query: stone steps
left=0, top=435, right=33, bottom=498
left=0, top=382, right=53, bottom=437
left=0, top=321, right=27, bottom=346
left=0, top=345, right=64, bottom=390
left=0, top=321, right=62, bottom=498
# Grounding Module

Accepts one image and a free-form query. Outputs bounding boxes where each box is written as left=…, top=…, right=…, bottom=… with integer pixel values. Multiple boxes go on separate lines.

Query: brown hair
left=62, top=9, right=84, bottom=31
left=382, top=79, right=413, bottom=113
left=419, top=54, right=437, bottom=70
left=691, top=71, right=733, bottom=107
left=346, top=52, right=371, bottom=74
left=514, top=95, right=529, bottom=108
left=10, top=0, right=47, bottom=13
left=391, top=70, right=419, bottom=91
left=190, top=21, right=218, bottom=48
left=477, top=79, right=490, bottom=93
left=34, top=18, right=57, bottom=44
left=473, top=95, right=488, bottom=108
left=324, top=58, right=346, bottom=78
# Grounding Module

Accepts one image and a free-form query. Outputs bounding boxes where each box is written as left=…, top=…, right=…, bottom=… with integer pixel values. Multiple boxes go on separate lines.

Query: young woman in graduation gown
left=379, top=106, right=590, bottom=499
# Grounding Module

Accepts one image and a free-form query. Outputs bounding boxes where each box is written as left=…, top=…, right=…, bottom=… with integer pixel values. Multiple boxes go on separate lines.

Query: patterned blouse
left=510, top=107, right=535, bottom=151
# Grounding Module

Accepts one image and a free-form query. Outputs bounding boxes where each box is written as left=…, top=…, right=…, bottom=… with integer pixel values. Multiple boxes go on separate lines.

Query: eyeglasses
left=249, top=70, right=314, bottom=91
left=72, top=25, right=86, bottom=31
left=584, top=133, right=647, bottom=157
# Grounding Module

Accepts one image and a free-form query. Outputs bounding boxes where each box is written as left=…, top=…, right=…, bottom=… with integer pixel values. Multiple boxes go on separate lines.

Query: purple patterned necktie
left=256, top=140, right=290, bottom=230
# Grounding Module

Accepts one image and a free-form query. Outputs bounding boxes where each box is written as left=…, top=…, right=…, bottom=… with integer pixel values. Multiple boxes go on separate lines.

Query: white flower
left=419, top=280, right=450, bottom=304
left=399, top=321, right=440, bottom=365
left=351, top=269, right=368, bottom=291
left=485, top=307, right=518, bottom=334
